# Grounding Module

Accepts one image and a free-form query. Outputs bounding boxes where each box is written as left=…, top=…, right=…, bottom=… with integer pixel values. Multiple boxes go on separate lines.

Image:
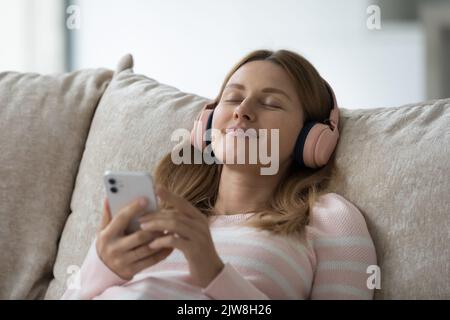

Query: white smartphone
left=104, top=170, right=159, bottom=235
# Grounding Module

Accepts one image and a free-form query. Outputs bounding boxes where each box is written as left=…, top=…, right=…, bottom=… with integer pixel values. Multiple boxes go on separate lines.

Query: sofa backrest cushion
left=325, top=98, right=450, bottom=299
left=0, top=68, right=113, bottom=299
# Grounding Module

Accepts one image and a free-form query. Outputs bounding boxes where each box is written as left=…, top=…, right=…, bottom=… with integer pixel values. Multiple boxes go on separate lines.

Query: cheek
left=210, top=107, right=232, bottom=142
left=210, top=110, right=226, bottom=159
left=211, top=106, right=230, bottom=129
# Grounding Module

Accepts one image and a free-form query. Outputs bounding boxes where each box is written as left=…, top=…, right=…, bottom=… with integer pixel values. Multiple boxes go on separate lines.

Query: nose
left=233, top=99, right=255, bottom=122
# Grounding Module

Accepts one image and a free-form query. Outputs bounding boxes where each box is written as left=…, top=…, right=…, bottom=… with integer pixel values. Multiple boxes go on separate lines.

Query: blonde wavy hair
left=153, top=49, right=338, bottom=239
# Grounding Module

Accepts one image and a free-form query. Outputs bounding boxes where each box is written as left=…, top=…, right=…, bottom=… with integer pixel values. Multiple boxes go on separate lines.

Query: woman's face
left=211, top=60, right=304, bottom=174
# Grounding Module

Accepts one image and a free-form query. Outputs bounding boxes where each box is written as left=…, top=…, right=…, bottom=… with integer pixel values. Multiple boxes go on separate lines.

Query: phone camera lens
left=110, top=187, right=118, bottom=193
left=108, top=178, right=116, bottom=185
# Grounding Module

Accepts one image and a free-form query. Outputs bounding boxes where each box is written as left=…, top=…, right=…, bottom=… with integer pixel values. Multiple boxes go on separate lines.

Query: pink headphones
left=190, top=80, right=340, bottom=169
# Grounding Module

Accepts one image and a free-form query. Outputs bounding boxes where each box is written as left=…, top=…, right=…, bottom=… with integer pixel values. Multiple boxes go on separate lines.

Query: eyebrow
left=224, top=83, right=292, bottom=102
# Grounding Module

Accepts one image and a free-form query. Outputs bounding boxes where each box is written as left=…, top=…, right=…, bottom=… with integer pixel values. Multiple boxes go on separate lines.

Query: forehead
left=227, top=60, right=294, bottom=90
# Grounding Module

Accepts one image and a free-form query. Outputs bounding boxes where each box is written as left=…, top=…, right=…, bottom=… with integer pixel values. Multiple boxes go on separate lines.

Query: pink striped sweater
left=60, top=192, right=377, bottom=300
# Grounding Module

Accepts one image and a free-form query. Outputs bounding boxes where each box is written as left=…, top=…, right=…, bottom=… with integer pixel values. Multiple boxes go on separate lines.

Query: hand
left=95, top=197, right=174, bottom=281
left=138, top=185, right=225, bottom=288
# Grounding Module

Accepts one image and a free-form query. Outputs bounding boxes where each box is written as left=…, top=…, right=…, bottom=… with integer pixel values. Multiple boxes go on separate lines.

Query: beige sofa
left=0, top=54, right=449, bottom=300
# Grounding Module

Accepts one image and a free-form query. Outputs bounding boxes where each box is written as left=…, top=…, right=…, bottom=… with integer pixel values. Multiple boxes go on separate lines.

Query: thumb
left=99, top=197, right=112, bottom=232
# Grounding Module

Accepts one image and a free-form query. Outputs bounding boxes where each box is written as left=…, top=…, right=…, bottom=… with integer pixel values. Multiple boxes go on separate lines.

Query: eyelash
left=224, top=100, right=281, bottom=109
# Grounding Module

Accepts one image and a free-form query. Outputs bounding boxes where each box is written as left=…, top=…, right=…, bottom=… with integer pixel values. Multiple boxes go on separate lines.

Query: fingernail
left=139, top=198, right=148, bottom=208
left=140, top=222, right=150, bottom=230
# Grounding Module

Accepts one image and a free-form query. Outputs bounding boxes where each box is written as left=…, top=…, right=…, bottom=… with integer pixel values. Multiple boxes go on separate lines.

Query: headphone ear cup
left=190, top=106, right=214, bottom=150
left=294, top=121, right=339, bottom=168
left=294, top=80, right=340, bottom=169
left=293, top=121, right=316, bottom=168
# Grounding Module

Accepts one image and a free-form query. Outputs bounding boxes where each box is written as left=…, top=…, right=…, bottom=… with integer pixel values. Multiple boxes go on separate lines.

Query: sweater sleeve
left=201, top=263, right=269, bottom=300
left=307, top=193, right=377, bottom=300
left=60, top=237, right=128, bottom=300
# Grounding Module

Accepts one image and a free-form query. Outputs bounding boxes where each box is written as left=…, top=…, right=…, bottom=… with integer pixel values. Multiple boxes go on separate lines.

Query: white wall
left=75, top=0, right=424, bottom=108
left=0, top=0, right=65, bottom=73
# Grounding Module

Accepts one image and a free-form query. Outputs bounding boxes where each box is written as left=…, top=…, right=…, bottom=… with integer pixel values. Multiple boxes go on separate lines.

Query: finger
left=142, top=210, right=207, bottom=238
left=140, top=216, right=194, bottom=241
left=116, top=229, right=165, bottom=251
left=140, top=212, right=208, bottom=241
left=155, top=186, right=197, bottom=219
left=148, top=233, right=190, bottom=253
left=156, top=186, right=209, bottom=224
left=123, top=243, right=163, bottom=263
left=105, top=197, right=148, bottom=237
left=131, top=247, right=174, bottom=274
left=98, top=197, right=112, bottom=232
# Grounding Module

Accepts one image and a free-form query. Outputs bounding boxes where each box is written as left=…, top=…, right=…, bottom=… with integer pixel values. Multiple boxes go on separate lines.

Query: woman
left=61, top=49, right=377, bottom=300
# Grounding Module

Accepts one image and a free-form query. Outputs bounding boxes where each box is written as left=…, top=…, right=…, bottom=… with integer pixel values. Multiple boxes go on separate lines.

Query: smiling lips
left=224, top=126, right=259, bottom=138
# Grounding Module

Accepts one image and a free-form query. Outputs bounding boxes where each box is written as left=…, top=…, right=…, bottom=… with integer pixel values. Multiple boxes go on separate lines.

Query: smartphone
left=104, top=170, right=159, bottom=235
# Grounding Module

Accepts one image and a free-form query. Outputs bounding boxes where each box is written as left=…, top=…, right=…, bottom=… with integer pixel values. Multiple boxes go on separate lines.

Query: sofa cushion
left=0, top=68, right=113, bottom=299
left=325, top=98, right=450, bottom=299
left=44, top=55, right=209, bottom=299
left=45, top=54, right=450, bottom=300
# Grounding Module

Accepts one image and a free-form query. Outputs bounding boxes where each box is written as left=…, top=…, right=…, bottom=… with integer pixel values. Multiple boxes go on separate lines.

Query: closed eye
left=262, top=103, right=281, bottom=109
left=224, top=100, right=282, bottom=109
left=224, top=100, right=242, bottom=103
